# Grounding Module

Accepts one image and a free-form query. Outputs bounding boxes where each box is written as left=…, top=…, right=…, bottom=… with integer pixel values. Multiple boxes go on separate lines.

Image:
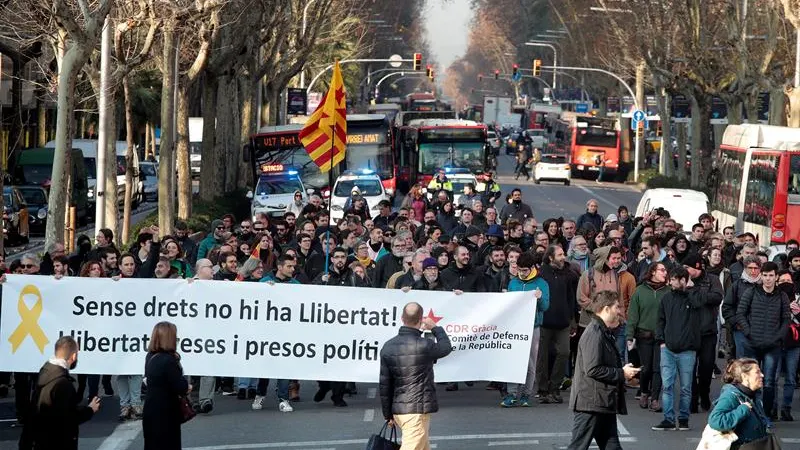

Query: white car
left=246, top=164, right=310, bottom=219
left=635, top=188, right=709, bottom=232
left=534, top=153, right=571, bottom=185
left=139, top=161, right=159, bottom=201
left=425, top=170, right=478, bottom=217
left=329, top=170, right=390, bottom=224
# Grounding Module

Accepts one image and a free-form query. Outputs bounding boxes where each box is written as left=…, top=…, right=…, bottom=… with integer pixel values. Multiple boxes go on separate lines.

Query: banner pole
left=324, top=122, right=335, bottom=277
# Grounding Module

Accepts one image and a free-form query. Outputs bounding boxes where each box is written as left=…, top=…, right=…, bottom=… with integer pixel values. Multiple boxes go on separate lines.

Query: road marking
left=363, top=408, right=375, bottom=422
left=0, top=418, right=16, bottom=423
left=367, top=387, right=377, bottom=399
left=576, top=184, right=623, bottom=211
left=488, top=440, right=541, bottom=446
left=96, top=421, right=142, bottom=450
left=783, top=438, right=800, bottom=443
left=616, top=418, right=630, bottom=435
left=185, top=432, right=579, bottom=450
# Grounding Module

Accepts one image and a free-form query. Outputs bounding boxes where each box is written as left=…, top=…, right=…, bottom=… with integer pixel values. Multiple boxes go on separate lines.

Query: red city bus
left=344, top=114, right=396, bottom=193
left=403, top=92, right=437, bottom=111
left=711, top=123, right=800, bottom=246
left=403, top=119, right=489, bottom=186
left=527, top=104, right=562, bottom=130
left=550, top=113, right=621, bottom=180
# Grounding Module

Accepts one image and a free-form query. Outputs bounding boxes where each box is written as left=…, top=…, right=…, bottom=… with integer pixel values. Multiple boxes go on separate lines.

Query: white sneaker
left=278, top=399, right=294, bottom=412
left=251, top=395, right=264, bottom=410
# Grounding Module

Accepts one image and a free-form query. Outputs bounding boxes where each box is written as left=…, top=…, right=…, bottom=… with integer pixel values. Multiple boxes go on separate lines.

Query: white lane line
left=0, top=419, right=17, bottom=422
left=363, top=408, right=375, bottom=422
left=488, top=440, right=541, bottom=446
left=616, top=418, right=630, bottom=436
left=367, top=388, right=377, bottom=399
left=576, top=184, right=625, bottom=211
left=782, top=438, right=800, bottom=443
left=96, top=421, right=143, bottom=450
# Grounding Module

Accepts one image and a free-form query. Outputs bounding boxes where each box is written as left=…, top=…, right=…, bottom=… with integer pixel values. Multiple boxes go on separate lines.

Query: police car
left=424, top=167, right=478, bottom=217
left=329, top=170, right=390, bottom=224
left=246, top=163, right=309, bottom=218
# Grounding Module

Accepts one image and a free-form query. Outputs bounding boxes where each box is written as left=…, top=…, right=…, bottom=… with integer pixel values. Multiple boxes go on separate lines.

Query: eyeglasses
left=216, top=226, right=224, bottom=230
left=21, top=264, right=36, bottom=269
left=241, top=226, right=251, bottom=230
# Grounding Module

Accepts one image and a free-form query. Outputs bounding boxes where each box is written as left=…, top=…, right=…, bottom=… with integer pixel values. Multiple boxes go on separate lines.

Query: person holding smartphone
left=568, top=290, right=639, bottom=450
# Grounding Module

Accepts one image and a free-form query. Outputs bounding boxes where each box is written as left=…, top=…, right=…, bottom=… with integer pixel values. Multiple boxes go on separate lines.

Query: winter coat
left=693, top=272, right=725, bottom=336
left=577, top=246, right=636, bottom=327
left=142, top=351, right=189, bottom=450
left=374, top=253, right=404, bottom=288
left=708, top=384, right=769, bottom=448
left=259, top=272, right=301, bottom=284
left=499, top=201, right=534, bottom=225
left=20, top=362, right=94, bottom=450
left=736, top=286, right=791, bottom=350
left=197, top=233, right=223, bottom=261
left=440, top=263, right=486, bottom=292
left=576, top=211, right=602, bottom=233
left=508, top=270, right=550, bottom=328
left=569, top=315, right=628, bottom=415
left=625, top=282, right=668, bottom=340
left=379, top=326, right=452, bottom=419
left=480, top=264, right=509, bottom=292
left=539, top=263, right=579, bottom=330
left=722, top=277, right=758, bottom=326
left=656, top=288, right=703, bottom=353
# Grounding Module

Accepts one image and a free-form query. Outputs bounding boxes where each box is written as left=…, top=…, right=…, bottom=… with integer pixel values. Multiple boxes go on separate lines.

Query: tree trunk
left=690, top=93, right=713, bottom=189
left=45, top=40, right=89, bottom=249
left=786, top=87, right=800, bottom=128
left=9, top=54, right=24, bottom=166
left=150, top=124, right=156, bottom=158
left=158, top=27, right=178, bottom=235
left=676, top=122, right=687, bottom=181
left=122, top=75, right=135, bottom=244
left=239, top=76, right=256, bottom=189
left=37, top=94, right=47, bottom=146
left=744, top=91, right=759, bottom=124
left=104, top=89, right=119, bottom=238
left=217, top=74, right=240, bottom=192
left=653, top=86, right=672, bottom=177
left=199, top=73, right=219, bottom=202
left=176, top=86, right=192, bottom=219
left=266, top=83, right=281, bottom=126
left=770, top=88, right=786, bottom=126
left=145, top=122, right=151, bottom=159
left=726, top=98, right=744, bottom=125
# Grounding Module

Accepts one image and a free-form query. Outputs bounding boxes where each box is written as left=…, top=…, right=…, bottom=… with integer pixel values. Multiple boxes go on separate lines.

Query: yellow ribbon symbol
left=8, top=284, right=49, bottom=354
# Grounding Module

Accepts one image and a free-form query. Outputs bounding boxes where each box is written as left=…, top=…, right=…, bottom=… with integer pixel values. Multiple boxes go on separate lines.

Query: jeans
left=781, top=347, right=800, bottom=410
left=637, top=337, right=661, bottom=397
left=536, top=327, right=570, bottom=395
left=736, top=337, right=782, bottom=414
left=734, top=330, right=749, bottom=359
left=237, top=378, right=258, bottom=390
left=117, top=375, right=143, bottom=408
left=613, top=322, right=627, bottom=363
left=567, top=412, right=621, bottom=450
left=660, top=347, right=696, bottom=423
left=512, top=327, right=541, bottom=397
left=257, top=378, right=291, bottom=400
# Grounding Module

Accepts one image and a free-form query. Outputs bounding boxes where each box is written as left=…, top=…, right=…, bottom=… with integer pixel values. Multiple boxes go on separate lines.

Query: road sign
left=389, top=54, right=403, bottom=68
left=632, top=110, right=645, bottom=123
left=511, top=72, right=522, bottom=82
left=576, top=103, right=589, bottom=113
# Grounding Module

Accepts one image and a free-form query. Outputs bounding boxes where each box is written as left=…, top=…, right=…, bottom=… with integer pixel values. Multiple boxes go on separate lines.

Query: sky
left=424, top=0, right=474, bottom=71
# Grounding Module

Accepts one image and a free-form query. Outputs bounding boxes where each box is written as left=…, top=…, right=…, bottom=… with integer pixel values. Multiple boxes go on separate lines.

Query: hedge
left=124, top=190, right=251, bottom=249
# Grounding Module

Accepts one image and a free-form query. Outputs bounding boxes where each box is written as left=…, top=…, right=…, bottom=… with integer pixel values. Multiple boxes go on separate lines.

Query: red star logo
left=426, top=309, right=443, bottom=324
left=334, top=87, right=345, bottom=105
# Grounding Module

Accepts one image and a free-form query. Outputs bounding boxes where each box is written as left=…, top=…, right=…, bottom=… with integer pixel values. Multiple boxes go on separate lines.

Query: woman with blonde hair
left=706, top=358, right=773, bottom=449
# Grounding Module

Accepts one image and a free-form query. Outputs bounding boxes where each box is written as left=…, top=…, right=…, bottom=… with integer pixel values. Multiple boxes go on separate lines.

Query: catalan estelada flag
left=299, top=61, right=347, bottom=172
left=235, top=242, right=262, bottom=281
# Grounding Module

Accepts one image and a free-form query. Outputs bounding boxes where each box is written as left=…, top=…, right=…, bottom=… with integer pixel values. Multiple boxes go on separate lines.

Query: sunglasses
left=21, top=264, right=36, bottom=269
left=216, top=226, right=225, bottom=230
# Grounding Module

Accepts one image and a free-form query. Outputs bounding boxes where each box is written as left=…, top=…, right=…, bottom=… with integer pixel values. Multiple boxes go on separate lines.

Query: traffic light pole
left=375, top=72, right=428, bottom=93
left=307, top=58, right=414, bottom=93
left=542, top=65, right=641, bottom=182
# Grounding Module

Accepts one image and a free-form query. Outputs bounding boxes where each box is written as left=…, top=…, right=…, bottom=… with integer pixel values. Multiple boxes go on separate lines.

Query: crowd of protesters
left=1, top=182, right=799, bottom=449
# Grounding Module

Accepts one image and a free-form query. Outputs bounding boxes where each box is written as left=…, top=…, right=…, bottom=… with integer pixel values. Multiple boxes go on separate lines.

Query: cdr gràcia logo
left=429, top=310, right=497, bottom=334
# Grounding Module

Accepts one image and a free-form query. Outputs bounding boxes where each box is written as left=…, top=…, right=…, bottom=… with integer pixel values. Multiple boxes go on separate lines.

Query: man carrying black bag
left=379, top=302, right=452, bottom=450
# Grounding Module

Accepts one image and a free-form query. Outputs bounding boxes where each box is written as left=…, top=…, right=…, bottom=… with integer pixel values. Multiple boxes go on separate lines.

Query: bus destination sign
left=261, top=133, right=300, bottom=148
left=346, top=133, right=385, bottom=145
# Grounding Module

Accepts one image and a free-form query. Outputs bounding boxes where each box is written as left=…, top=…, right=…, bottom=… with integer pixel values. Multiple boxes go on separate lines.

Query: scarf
left=356, top=255, right=372, bottom=267
left=734, top=383, right=757, bottom=399
left=741, top=271, right=762, bottom=285
left=520, top=267, right=538, bottom=281
left=646, top=280, right=667, bottom=290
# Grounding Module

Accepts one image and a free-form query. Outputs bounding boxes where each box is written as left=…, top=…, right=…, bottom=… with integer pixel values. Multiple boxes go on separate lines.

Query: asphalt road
left=2, top=165, right=800, bottom=450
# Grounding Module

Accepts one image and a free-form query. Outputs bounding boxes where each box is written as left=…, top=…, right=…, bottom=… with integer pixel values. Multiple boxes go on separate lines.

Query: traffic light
left=413, top=53, right=422, bottom=71
left=426, top=64, right=432, bottom=79
left=533, top=59, right=542, bottom=77
left=494, top=69, right=500, bottom=80
left=512, top=64, right=519, bottom=76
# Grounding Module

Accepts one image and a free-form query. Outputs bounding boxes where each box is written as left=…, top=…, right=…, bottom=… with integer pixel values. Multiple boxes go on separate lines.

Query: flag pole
left=324, top=122, right=335, bottom=277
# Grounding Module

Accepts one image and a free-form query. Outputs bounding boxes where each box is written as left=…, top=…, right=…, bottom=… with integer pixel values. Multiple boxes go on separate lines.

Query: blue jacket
left=508, top=273, right=550, bottom=328
left=708, top=384, right=769, bottom=448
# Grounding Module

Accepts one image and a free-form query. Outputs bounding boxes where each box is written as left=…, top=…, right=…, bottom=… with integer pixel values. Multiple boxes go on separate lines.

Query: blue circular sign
left=632, top=110, right=645, bottom=122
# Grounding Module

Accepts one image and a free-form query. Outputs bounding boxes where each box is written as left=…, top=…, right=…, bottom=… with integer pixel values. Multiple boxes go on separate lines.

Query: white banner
left=0, top=275, right=536, bottom=383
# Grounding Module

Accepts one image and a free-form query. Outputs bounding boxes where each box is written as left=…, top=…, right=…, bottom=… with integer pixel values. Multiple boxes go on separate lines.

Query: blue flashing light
left=287, top=170, right=299, bottom=175
left=360, top=168, right=374, bottom=175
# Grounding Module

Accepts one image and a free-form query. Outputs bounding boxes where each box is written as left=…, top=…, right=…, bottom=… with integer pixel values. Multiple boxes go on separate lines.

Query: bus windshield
left=419, top=142, right=485, bottom=174
left=255, top=175, right=304, bottom=196
left=251, top=137, right=327, bottom=189
left=334, top=179, right=383, bottom=197
left=575, top=127, right=617, bottom=147
left=345, top=143, right=393, bottom=180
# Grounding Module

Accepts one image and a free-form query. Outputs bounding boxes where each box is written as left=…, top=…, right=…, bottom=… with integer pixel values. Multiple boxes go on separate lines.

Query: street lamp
left=525, top=42, right=558, bottom=91
left=299, top=0, right=320, bottom=89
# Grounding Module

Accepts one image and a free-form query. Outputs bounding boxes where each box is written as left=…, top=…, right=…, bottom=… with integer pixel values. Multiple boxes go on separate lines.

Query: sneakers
left=251, top=395, right=264, bottom=410
left=445, top=383, right=459, bottom=391
left=118, top=406, right=131, bottom=422
left=200, top=401, right=213, bottom=414
left=332, top=398, right=348, bottom=407
left=278, top=399, right=294, bottom=412
left=649, top=398, right=662, bottom=412
left=313, top=388, right=328, bottom=403
left=559, top=378, right=572, bottom=391
left=538, top=393, right=563, bottom=404
left=131, top=405, right=143, bottom=420
left=519, top=395, right=531, bottom=407
left=652, top=420, right=676, bottom=431
left=678, top=419, right=690, bottom=431
left=500, top=395, right=518, bottom=407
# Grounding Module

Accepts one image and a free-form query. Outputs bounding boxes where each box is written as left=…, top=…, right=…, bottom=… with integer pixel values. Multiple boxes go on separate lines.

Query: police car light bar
left=359, top=169, right=374, bottom=175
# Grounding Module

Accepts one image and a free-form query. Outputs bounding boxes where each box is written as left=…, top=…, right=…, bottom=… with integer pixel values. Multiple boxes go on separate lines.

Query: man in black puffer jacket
left=380, top=302, right=452, bottom=449
left=440, top=245, right=486, bottom=292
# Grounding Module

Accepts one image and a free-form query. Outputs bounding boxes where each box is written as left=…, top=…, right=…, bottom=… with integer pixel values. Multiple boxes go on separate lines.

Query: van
left=13, top=147, right=90, bottom=225
left=635, top=188, right=709, bottom=232
left=45, top=139, right=142, bottom=209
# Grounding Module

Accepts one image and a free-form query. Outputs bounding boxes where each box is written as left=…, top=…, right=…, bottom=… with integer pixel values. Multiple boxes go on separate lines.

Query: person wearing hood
left=577, top=246, right=636, bottom=360
left=626, top=261, right=670, bottom=412
left=671, top=235, right=692, bottom=264
left=20, top=336, right=100, bottom=450
left=681, top=253, right=724, bottom=413
left=440, top=245, right=486, bottom=293
left=286, top=190, right=306, bottom=218
left=198, top=219, right=227, bottom=260
left=499, top=189, right=534, bottom=225
left=567, top=235, right=591, bottom=274
left=722, top=255, right=763, bottom=359
left=436, top=200, right=458, bottom=234
left=735, top=261, right=791, bottom=419
left=537, top=245, right=578, bottom=405
left=478, top=224, right=506, bottom=264
left=576, top=199, right=602, bottom=234
left=502, top=252, right=549, bottom=407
